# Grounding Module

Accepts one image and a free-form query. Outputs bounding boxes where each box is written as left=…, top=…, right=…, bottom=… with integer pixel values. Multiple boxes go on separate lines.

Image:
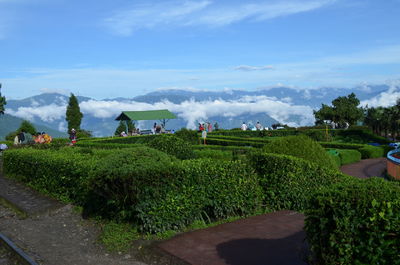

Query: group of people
left=14, top=131, right=53, bottom=145
left=153, top=123, right=165, bottom=134
left=120, top=128, right=141, bottom=137
left=241, top=121, right=268, bottom=131
left=198, top=122, right=219, bottom=132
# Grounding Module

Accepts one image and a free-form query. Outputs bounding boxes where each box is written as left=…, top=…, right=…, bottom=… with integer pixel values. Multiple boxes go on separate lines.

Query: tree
left=0, top=83, right=6, bottom=115
left=115, top=121, right=126, bottom=136
left=314, top=93, right=363, bottom=126
left=5, top=120, right=36, bottom=141
left=65, top=93, right=83, bottom=132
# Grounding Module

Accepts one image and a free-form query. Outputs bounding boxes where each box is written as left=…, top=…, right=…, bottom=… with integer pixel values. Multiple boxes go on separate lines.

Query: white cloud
left=104, top=1, right=211, bottom=36
left=6, top=96, right=315, bottom=130
left=104, top=0, right=336, bottom=36
left=40, top=87, right=69, bottom=95
left=6, top=104, right=66, bottom=122
left=360, top=81, right=400, bottom=108
left=234, top=65, right=274, bottom=71
left=80, top=96, right=315, bottom=128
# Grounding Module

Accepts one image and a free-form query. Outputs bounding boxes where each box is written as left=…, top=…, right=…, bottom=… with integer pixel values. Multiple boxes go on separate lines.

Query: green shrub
left=300, top=130, right=330, bottom=142
left=194, top=149, right=232, bottom=160
left=88, top=151, right=262, bottom=233
left=147, top=135, right=195, bottom=160
left=247, top=151, right=348, bottom=211
left=326, top=149, right=341, bottom=168
left=263, top=135, right=338, bottom=170
left=204, top=138, right=265, bottom=148
left=334, top=129, right=390, bottom=144
left=305, top=178, right=400, bottom=265
left=136, top=159, right=263, bottom=233
left=3, top=147, right=99, bottom=203
left=359, top=145, right=384, bottom=159
left=337, top=149, right=362, bottom=165
left=175, top=128, right=199, bottom=144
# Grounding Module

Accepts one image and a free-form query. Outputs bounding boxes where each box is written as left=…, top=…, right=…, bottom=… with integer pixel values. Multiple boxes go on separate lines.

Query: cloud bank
left=6, top=96, right=316, bottom=130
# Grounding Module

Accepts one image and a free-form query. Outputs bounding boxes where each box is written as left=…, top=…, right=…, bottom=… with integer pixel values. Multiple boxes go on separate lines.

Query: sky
left=1, top=0, right=400, bottom=100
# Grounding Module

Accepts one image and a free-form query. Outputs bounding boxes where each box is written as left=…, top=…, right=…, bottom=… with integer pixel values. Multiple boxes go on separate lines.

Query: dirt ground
left=0, top=203, right=185, bottom=265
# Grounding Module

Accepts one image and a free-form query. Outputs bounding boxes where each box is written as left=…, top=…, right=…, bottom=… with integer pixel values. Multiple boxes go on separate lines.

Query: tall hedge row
left=305, top=178, right=400, bottom=265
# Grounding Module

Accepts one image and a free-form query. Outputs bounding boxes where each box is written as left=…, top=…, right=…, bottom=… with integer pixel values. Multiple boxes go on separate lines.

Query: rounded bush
left=262, top=135, right=338, bottom=170
left=147, top=135, right=195, bottom=160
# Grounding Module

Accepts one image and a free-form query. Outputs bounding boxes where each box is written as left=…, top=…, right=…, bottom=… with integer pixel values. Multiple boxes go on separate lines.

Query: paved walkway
left=340, top=157, right=386, bottom=179
left=159, top=211, right=307, bottom=265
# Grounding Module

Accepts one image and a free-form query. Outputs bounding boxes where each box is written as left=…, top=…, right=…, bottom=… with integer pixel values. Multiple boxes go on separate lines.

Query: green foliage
left=114, top=121, right=126, bottom=136
left=334, top=129, right=390, bottom=144
left=65, top=93, right=83, bottom=131
left=337, top=149, right=361, bottom=165
left=314, top=93, right=364, bottom=126
left=326, top=149, right=341, bottom=167
left=359, top=145, right=385, bottom=159
left=247, top=151, right=348, bottom=211
left=305, top=178, right=400, bottom=265
left=175, top=128, right=199, bottom=144
left=262, top=135, right=338, bottom=170
left=99, top=222, right=139, bottom=252
left=0, top=84, right=6, bottom=115
left=3, top=147, right=99, bottom=203
left=320, top=142, right=387, bottom=159
left=94, top=135, right=158, bottom=144
left=204, top=137, right=265, bottom=148
left=300, top=129, right=330, bottom=142
left=5, top=120, right=37, bottom=141
left=147, top=135, right=195, bottom=160
left=194, top=149, right=232, bottom=160
left=135, top=159, right=262, bottom=233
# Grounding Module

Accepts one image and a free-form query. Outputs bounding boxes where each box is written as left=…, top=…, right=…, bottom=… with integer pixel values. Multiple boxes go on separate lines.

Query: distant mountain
left=0, top=114, right=67, bottom=141
left=3, top=83, right=397, bottom=137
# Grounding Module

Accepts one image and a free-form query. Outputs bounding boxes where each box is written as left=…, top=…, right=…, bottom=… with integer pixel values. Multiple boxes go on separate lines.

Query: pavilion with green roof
left=115, top=109, right=177, bottom=130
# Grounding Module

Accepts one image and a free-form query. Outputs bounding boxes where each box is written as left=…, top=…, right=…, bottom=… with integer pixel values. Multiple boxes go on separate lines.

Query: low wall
left=387, top=150, right=400, bottom=180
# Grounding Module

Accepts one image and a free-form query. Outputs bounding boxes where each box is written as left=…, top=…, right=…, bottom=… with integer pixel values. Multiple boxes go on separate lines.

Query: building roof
left=115, top=109, right=177, bottom=121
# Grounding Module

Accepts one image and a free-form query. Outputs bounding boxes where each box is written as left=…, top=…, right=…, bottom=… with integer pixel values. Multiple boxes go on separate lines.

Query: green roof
left=115, top=110, right=177, bottom=121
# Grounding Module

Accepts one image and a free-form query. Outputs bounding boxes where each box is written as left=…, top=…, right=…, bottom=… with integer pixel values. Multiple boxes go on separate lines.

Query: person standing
left=256, top=121, right=262, bottom=130
left=214, top=122, right=219, bottom=131
left=241, top=122, right=248, bottom=131
left=69, top=128, right=77, bottom=145
left=208, top=122, right=212, bottom=133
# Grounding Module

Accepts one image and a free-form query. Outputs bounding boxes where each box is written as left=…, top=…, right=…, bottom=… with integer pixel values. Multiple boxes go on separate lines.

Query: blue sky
left=1, top=0, right=400, bottom=99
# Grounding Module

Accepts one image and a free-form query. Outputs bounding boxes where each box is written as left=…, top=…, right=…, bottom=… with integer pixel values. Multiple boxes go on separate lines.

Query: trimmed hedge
left=135, top=159, right=263, bottom=233
left=3, top=147, right=99, bottom=203
left=326, top=149, right=341, bottom=168
left=147, top=135, right=195, bottom=160
left=175, top=128, right=199, bottom=144
left=305, top=178, right=400, bottom=265
left=263, top=135, right=338, bottom=170
left=337, top=149, right=362, bottom=165
left=203, top=138, right=265, bottom=148
left=247, top=151, right=349, bottom=211
left=194, top=149, right=232, bottom=160
left=4, top=146, right=262, bottom=234
left=320, top=142, right=387, bottom=159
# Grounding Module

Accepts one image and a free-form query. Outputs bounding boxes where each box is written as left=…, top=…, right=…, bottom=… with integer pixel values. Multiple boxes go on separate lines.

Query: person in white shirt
left=241, top=122, right=248, bottom=131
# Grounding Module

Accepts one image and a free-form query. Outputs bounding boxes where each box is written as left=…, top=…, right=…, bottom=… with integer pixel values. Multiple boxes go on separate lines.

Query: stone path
left=340, top=157, right=386, bottom=179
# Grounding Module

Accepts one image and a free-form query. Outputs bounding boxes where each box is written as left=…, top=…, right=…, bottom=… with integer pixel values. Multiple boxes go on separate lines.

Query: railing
left=387, top=149, right=400, bottom=164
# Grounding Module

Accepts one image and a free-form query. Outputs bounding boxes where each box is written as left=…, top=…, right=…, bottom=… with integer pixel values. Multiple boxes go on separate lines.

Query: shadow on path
left=216, top=231, right=308, bottom=265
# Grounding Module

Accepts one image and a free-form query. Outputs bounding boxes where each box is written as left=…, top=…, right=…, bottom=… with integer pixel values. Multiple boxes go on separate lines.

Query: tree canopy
left=65, top=93, right=83, bottom=132
left=314, top=93, right=363, bottom=126
left=0, top=83, right=6, bottom=115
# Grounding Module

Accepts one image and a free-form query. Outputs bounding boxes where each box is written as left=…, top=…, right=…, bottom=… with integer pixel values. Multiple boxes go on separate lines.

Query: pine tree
left=115, top=120, right=126, bottom=136
left=65, top=93, right=83, bottom=132
left=0, top=83, right=6, bottom=115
